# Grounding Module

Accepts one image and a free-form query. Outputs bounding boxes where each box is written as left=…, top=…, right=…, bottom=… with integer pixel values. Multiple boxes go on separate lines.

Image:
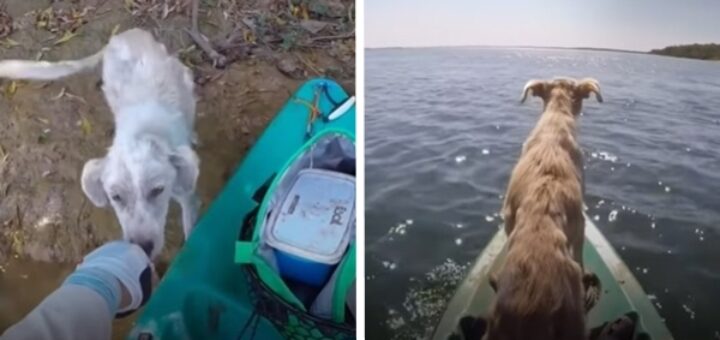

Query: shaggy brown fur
left=485, top=78, right=603, bottom=340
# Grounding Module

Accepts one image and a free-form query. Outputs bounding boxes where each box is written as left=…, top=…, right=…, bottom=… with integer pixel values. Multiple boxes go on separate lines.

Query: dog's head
left=520, top=77, right=603, bottom=115
left=81, top=137, right=199, bottom=259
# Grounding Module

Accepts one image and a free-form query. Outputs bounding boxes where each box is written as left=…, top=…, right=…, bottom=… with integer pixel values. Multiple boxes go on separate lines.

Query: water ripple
left=366, top=47, right=720, bottom=340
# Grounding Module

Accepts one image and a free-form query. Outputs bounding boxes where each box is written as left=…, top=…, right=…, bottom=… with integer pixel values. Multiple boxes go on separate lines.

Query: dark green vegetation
left=649, top=43, right=720, bottom=60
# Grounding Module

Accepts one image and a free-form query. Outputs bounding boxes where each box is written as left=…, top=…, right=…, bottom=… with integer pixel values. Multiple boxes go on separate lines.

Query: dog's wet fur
left=484, top=78, right=603, bottom=340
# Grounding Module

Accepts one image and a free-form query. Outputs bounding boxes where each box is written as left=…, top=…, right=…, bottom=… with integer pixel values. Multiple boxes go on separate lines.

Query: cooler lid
left=265, top=169, right=355, bottom=264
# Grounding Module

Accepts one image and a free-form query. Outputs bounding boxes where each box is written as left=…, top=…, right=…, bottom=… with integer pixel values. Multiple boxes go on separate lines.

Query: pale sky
left=365, top=0, right=720, bottom=51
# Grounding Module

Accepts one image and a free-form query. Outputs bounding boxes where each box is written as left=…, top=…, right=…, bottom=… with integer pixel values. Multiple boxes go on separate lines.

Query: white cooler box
left=264, top=168, right=355, bottom=286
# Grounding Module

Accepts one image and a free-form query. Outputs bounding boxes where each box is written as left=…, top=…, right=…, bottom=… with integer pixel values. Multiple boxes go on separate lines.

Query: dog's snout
left=139, top=241, right=154, bottom=256
left=130, top=238, right=154, bottom=256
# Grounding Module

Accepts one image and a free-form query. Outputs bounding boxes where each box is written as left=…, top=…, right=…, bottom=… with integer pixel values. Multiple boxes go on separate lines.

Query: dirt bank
left=0, top=0, right=354, bottom=334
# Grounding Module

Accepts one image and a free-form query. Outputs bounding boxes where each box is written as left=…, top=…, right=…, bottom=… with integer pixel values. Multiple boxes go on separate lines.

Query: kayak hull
left=128, top=78, right=355, bottom=340
left=432, top=215, right=673, bottom=340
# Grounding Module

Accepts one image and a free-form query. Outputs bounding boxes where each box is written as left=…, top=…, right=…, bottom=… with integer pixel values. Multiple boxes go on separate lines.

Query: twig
left=185, top=28, right=227, bottom=67
left=215, top=27, right=245, bottom=50
left=76, top=198, right=87, bottom=230
left=51, top=87, right=66, bottom=100
left=96, top=0, right=113, bottom=10
left=15, top=204, right=22, bottom=230
left=309, top=30, right=355, bottom=43
left=294, top=52, right=321, bottom=76
left=186, top=0, right=227, bottom=68
left=3, top=183, right=10, bottom=197
left=348, top=3, right=355, bottom=24
left=191, top=0, right=199, bottom=32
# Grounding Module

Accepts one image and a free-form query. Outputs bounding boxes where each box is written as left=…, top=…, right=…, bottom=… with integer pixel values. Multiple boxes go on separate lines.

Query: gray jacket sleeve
left=1, top=285, right=113, bottom=340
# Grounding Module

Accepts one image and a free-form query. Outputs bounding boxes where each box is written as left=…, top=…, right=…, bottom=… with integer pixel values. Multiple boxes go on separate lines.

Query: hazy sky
left=366, top=0, right=720, bottom=51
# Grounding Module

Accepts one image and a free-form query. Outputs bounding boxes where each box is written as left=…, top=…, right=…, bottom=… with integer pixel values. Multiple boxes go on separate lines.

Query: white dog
left=0, top=29, right=200, bottom=259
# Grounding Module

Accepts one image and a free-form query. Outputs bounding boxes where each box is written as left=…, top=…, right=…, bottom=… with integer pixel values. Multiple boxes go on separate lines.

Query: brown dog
left=485, top=78, right=603, bottom=340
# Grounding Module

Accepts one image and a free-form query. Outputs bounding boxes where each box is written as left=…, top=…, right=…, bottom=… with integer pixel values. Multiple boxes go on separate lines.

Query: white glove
left=63, top=241, right=153, bottom=317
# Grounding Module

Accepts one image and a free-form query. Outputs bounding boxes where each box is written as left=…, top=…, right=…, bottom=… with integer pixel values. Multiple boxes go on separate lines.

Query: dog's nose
left=139, top=241, right=154, bottom=256
left=130, top=239, right=154, bottom=257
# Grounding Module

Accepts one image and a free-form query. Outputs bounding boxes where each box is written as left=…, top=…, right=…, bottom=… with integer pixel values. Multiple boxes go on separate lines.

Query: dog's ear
left=81, top=157, right=108, bottom=207
left=520, top=79, right=546, bottom=103
left=170, top=145, right=199, bottom=196
left=576, top=78, right=603, bottom=103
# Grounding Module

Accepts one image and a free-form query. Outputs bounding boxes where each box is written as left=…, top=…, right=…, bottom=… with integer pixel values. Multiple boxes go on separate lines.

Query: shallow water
left=365, top=47, right=720, bottom=340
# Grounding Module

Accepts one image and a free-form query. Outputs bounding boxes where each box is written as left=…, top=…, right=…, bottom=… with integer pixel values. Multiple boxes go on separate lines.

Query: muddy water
left=0, top=1, right=353, bottom=337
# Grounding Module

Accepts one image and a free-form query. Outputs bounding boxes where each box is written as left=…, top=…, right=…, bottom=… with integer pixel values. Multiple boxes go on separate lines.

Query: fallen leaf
left=178, top=44, right=196, bottom=55
left=36, top=7, right=53, bottom=29
left=181, top=56, right=196, bottom=68
left=53, top=31, right=78, bottom=45
left=241, top=18, right=256, bottom=30
left=244, top=31, right=256, bottom=44
left=111, top=24, right=120, bottom=36
left=80, top=116, right=92, bottom=135
left=300, top=20, right=329, bottom=35
left=301, top=6, right=310, bottom=20
left=4, top=81, right=17, bottom=99
left=0, top=38, right=19, bottom=48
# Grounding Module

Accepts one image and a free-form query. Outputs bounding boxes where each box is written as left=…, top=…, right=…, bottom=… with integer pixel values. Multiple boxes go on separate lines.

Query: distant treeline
left=649, top=43, right=720, bottom=60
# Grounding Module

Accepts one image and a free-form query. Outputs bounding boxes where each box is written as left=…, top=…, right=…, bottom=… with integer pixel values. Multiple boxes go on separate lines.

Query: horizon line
left=366, top=42, right=720, bottom=54
left=365, top=44, right=650, bottom=53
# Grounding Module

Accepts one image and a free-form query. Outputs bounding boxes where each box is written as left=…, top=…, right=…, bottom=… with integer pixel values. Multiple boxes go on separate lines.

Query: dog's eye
left=111, top=194, right=123, bottom=203
left=149, top=186, right=165, bottom=198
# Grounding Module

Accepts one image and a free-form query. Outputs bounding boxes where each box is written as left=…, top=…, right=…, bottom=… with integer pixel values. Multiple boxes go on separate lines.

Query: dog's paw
left=583, top=271, right=602, bottom=312
left=456, top=315, right=487, bottom=340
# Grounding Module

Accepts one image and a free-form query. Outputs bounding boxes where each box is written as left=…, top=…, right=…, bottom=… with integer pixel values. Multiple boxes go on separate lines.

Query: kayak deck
left=127, top=79, right=355, bottom=340
left=432, top=215, right=673, bottom=340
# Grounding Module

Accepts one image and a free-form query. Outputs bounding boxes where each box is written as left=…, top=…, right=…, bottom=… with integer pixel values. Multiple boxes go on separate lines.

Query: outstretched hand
left=65, top=241, right=156, bottom=318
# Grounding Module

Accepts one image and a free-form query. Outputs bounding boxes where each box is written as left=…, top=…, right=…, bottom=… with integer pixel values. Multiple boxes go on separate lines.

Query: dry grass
left=125, top=0, right=190, bottom=20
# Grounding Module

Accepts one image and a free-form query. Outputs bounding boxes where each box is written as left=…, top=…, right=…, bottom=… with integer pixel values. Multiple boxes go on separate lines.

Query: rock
left=276, top=56, right=303, bottom=79
left=299, top=20, right=329, bottom=35
left=240, top=125, right=250, bottom=135
left=308, top=0, right=346, bottom=18
left=257, top=0, right=275, bottom=10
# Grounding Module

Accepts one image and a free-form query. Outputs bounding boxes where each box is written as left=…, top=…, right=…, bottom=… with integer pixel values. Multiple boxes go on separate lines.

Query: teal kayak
left=127, top=78, right=355, bottom=340
left=432, top=216, right=673, bottom=340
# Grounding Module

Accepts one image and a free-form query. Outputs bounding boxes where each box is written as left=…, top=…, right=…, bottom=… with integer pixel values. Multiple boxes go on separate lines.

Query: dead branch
left=309, top=30, right=355, bottom=43
left=186, top=0, right=227, bottom=68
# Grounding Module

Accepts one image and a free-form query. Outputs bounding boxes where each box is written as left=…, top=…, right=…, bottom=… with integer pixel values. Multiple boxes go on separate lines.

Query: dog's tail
left=0, top=48, right=104, bottom=80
